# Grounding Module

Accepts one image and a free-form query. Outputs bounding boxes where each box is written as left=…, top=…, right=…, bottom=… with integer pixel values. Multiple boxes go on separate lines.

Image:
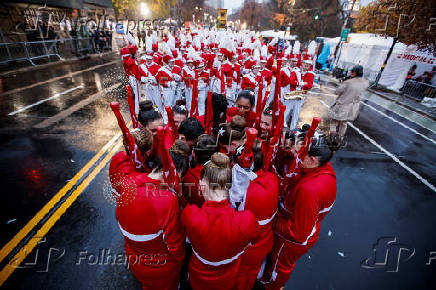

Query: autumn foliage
left=354, top=0, right=436, bottom=54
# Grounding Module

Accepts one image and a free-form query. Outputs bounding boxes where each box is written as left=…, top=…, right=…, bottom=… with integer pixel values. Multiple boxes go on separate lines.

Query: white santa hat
left=192, top=36, right=201, bottom=50
left=307, top=40, right=317, bottom=55
left=269, top=37, right=278, bottom=47
left=292, top=40, right=301, bottom=55
left=219, top=34, right=236, bottom=59
left=253, top=48, right=260, bottom=62
left=145, top=36, right=152, bottom=53
left=260, top=44, right=268, bottom=58
left=167, top=31, right=176, bottom=50
left=126, top=31, right=137, bottom=47
left=284, top=44, right=292, bottom=58
left=151, top=31, right=158, bottom=44
left=180, top=33, right=187, bottom=47
left=162, top=41, right=173, bottom=57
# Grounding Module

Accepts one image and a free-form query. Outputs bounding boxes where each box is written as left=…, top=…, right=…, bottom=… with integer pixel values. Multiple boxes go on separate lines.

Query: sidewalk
left=368, top=87, right=436, bottom=121
left=318, top=73, right=436, bottom=121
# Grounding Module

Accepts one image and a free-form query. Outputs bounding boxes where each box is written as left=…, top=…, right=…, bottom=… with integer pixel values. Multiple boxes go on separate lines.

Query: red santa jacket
left=182, top=66, right=196, bottom=88
left=218, top=61, right=234, bottom=88
left=261, top=68, right=273, bottom=86
left=123, top=55, right=138, bottom=78
left=175, top=58, right=184, bottom=69
left=182, top=199, right=260, bottom=290
left=302, top=71, right=315, bottom=90
left=266, top=55, right=275, bottom=71
left=274, top=162, right=336, bottom=246
left=244, top=57, right=256, bottom=70
left=147, top=63, right=161, bottom=77
left=201, top=52, right=216, bottom=70
left=109, top=152, right=185, bottom=280
left=241, top=72, right=261, bottom=91
left=181, top=164, right=204, bottom=208
left=280, top=67, right=299, bottom=91
left=155, top=66, right=176, bottom=88
left=198, top=70, right=211, bottom=87
left=137, top=63, right=152, bottom=81
left=226, top=107, right=256, bottom=128
left=233, top=62, right=242, bottom=85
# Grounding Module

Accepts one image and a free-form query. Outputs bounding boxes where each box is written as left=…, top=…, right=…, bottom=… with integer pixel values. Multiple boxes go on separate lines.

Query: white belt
left=192, top=243, right=251, bottom=266
left=258, top=210, right=277, bottom=226
left=118, top=222, right=163, bottom=242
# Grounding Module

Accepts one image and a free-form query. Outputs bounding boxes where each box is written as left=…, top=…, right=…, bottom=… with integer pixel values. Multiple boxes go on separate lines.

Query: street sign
left=341, top=28, right=350, bottom=41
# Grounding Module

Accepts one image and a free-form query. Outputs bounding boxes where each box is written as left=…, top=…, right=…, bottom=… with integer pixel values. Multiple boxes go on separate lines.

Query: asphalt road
left=0, top=57, right=435, bottom=290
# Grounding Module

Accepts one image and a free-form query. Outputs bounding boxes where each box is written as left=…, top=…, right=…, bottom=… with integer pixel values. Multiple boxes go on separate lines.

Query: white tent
left=323, top=33, right=435, bottom=91
left=260, top=30, right=297, bottom=40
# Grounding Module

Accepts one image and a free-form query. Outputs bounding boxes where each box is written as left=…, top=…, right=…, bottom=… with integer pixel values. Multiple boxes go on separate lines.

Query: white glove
left=174, top=74, right=181, bottom=82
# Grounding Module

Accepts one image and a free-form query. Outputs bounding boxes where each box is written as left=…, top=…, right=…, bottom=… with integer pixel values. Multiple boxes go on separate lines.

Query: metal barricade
left=0, top=42, right=31, bottom=65
left=0, top=36, right=113, bottom=66
left=402, top=80, right=436, bottom=102
left=25, top=40, right=62, bottom=63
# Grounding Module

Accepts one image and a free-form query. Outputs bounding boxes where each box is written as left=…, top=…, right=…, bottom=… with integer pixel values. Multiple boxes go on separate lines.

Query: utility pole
left=334, top=0, right=357, bottom=61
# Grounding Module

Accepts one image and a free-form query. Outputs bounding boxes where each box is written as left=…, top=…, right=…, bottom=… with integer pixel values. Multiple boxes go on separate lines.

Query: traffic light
left=314, top=11, right=320, bottom=20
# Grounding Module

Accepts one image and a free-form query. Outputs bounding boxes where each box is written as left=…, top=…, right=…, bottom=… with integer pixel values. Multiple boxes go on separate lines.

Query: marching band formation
left=109, top=27, right=340, bottom=290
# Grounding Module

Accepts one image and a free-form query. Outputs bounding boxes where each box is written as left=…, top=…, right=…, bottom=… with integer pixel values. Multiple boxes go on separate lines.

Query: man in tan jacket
left=328, top=65, right=369, bottom=137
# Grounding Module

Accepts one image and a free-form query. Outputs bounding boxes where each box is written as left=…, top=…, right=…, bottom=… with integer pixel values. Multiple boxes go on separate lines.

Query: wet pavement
left=0, top=58, right=435, bottom=290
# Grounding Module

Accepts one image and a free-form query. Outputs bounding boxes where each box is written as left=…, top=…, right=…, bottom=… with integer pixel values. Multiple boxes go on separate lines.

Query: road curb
left=0, top=51, right=117, bottom=78
left=367, top=88, right=436, bottom=121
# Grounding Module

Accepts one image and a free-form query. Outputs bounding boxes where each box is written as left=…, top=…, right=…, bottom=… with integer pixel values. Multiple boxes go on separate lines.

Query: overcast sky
left=223, top=0, right=375, bottom=14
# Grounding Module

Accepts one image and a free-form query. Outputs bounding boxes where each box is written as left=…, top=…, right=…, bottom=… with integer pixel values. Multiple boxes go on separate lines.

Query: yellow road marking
left=0, top=140, right=122, bottom=286
left=0, top=120, right=130, bottom=264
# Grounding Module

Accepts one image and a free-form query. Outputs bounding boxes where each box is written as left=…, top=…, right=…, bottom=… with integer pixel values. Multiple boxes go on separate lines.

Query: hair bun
left=169, top=140, right=190, bottom=157
left=230, top=115, right=246, bottom=132
left=175, top=99, right=186, bottom=106
left=139, top=100, right=154, bottom=112
left=210, top=152, right=230, bottom=169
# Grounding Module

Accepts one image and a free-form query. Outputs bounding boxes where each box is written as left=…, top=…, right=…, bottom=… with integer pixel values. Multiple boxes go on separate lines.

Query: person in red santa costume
left=280, top=57, right=301, bottom=128
left=120, top=42, right=141, bottom=114
left=212, top=52, right=234, bottom=99
left=229, top=134, right=280, bottom=290
left=110, top=137, right=190, bottom=290
left=261, top=129, right=338, bottom=290
left=287, top=60, right=316, bottom=130
left=182, top=59, right=196, bottom=112
left=210, top=52, right=224, bottom=94
left=260, top=58, right=273, bottom=98
left=231, top=54, right=242, bottom=98
left=182, top=152, right=260, bottom=290
left=155, top=56, right=181, bottom=122
left=138, top=54, right=161, bottom=112
left=197, top=62, right=211, bottom=116
left=226, top=90, right=256, bottom=128
left=241, top=64, right=262, bottom=93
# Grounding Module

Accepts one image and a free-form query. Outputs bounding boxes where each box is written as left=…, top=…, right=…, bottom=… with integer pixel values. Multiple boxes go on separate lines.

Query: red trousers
left=236, top=233, right=274, bottom=290
left=126, top=245, right=182, bottom=290
left=189, top=257, right=240, bottom=290
left=262, top=235, right=316, bottom=290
